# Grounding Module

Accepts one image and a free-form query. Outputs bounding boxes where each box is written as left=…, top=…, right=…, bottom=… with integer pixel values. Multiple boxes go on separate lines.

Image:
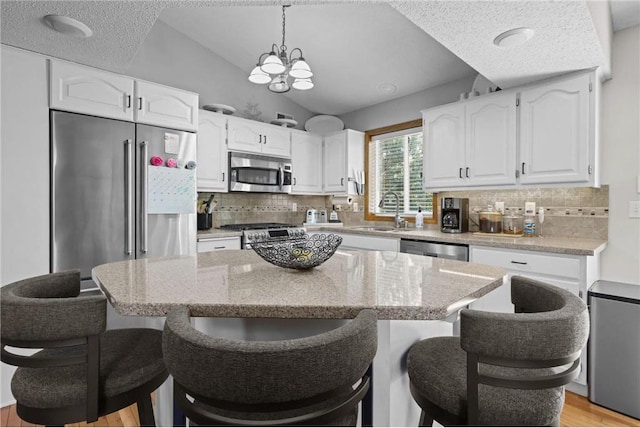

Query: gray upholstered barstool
left=407, top=276, right=589, bottom=427
left=1, top=270, right=169, bottom=426
left=162, top=307, right=378, bottom=426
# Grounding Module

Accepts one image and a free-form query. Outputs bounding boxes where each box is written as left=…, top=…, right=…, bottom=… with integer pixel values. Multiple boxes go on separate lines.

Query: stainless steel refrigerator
left=51, top=111, right=197, bottom=280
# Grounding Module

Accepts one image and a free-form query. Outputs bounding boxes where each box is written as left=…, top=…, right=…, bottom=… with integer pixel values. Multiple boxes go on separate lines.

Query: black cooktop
left=219, top=223, right=299, bottom=231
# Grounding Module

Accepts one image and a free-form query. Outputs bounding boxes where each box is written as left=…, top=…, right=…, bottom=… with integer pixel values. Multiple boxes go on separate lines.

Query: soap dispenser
left=415, top=206, right=424, bottom=229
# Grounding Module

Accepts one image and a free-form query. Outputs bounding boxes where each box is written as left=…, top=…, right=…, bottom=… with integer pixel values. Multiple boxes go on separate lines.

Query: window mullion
left=404, top=136, right=410, bottom=213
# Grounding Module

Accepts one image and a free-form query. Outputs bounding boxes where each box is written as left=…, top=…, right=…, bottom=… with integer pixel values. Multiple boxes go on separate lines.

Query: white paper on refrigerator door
left=148, top=166, right=196, bottom=214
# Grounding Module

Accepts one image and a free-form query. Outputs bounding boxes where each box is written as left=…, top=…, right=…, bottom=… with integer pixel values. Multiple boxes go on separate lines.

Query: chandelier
left=248, top=5, right=313, bottom=93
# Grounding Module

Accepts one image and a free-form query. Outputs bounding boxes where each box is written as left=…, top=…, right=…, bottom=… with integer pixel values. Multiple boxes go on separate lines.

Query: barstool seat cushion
left=407, top=336, right=564, bottom=426
left=12, top=329, right=165, bottom=409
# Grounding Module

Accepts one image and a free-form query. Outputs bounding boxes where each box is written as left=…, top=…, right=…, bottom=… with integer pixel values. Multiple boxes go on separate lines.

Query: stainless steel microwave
left=229, top=152, right=292, bottom=193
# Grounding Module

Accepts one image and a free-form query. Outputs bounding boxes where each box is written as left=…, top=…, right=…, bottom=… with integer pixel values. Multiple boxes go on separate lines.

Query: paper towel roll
left=331, top=195, right=353, bottom=206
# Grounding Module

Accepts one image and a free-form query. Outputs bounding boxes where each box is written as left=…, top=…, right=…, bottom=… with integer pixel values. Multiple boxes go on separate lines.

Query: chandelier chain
left=281, top=5, right=287, bottom=54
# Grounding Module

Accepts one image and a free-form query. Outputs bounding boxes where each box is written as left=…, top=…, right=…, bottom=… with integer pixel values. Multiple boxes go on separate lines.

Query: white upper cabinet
left=197, top=110, right=228, bottom=192
left=464, top=92, right=517, bottom=186
left=134, top=80, right=198, bottom=132
left=323, top=129, right=364, bottom=194
left=227, top=117, right=291, bottom=158
left=50, top=60, right=199, bottom=131
left=423, top=91, right=516, bottom=190
left=50, top=60, right=134, bottom=121
left=519, top=72, right=593, bottom=185
left=422, top=69, right=597, bottom=190
left=291, top=130, right=323, bottom=194
left=423, top=103, right=466, bottom=188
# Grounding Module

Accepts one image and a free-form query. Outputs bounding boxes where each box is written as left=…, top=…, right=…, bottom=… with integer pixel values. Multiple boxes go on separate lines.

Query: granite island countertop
left=315, top=226, right=607, bottom=256
left=92, top=249, right=505, bottom=320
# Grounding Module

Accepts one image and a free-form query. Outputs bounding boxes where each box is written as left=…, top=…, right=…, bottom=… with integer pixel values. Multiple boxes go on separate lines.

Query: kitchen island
left=92, top=249, right=506, bottom=427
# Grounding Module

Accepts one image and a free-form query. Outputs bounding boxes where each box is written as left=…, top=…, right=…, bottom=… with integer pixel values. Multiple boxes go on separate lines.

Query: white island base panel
left=180, top=317, right=456, bottom=427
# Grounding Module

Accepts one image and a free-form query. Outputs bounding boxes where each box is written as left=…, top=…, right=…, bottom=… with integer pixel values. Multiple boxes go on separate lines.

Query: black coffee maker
left=441, top=197, right=469, bottom=233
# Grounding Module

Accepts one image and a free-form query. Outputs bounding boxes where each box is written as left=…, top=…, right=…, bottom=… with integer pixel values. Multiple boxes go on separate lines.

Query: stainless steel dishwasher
left=400, top=239, right=469, bottom=261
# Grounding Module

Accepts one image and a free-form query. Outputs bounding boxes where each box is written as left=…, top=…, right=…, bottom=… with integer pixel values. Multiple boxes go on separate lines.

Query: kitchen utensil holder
left=197, top=213, right=212, bottom=230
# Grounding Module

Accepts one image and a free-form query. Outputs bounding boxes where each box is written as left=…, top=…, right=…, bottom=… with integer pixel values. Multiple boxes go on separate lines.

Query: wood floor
left=1, top=392, right=639, bottom=427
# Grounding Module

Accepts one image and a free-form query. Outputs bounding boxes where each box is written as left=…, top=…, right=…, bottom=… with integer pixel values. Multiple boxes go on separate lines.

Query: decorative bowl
left=250, top=234, right=343, bottom=270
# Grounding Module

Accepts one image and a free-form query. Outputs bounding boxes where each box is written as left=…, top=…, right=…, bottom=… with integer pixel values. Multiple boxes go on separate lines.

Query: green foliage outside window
left=372, top=129, right=434, bottom=216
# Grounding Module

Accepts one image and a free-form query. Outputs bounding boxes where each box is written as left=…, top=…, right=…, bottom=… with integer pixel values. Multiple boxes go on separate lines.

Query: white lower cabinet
left=197, top=237, right=241, bottom=253
left=469, top=245, right=600, bottom=387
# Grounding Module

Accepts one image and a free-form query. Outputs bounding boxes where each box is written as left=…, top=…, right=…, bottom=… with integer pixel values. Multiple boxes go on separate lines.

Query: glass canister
left=503, top=215, right=523, bottom=235
left=479, top=208, right=503, bottom=233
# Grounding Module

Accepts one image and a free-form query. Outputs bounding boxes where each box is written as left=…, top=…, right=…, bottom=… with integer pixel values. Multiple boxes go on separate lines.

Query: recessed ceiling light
left=43, top=15, right=93, bottom=38
left=378, top=83, right=398, bottom=95
left=493, top=27, right=534, bottom=47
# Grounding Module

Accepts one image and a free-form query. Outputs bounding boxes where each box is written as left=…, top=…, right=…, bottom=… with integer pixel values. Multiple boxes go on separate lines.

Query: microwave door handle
left=278, top=166, right=284, bottom=189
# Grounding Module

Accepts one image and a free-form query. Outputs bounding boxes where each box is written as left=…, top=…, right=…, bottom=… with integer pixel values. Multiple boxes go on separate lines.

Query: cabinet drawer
left=470, top=246, right=581, bottom=280
left=197, top=237, right=240, bottom=253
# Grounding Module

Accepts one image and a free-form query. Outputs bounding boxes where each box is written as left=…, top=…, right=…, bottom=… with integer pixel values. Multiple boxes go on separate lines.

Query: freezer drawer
left=588, top=280, right=640, bottom=419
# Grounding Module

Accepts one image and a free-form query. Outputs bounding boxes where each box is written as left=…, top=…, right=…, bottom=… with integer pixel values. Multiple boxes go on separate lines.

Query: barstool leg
left=419, top=410, right=433, bottom=427
left=137, top=394, right=156, bottom=427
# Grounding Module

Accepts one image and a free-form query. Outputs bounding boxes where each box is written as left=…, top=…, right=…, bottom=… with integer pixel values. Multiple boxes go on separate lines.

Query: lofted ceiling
left=1, top=0, right=637, bottom=116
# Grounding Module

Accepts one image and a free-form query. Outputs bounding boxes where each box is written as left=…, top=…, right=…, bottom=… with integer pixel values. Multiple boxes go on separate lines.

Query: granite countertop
left=318, top=226, right=607, bottom=256
left=92, top=250, right=505, bottom=320
left=197, top=229, right=242, bottom=240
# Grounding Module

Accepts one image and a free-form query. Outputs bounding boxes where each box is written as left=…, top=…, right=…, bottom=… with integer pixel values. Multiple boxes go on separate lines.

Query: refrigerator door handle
left=140, top=141, right=148, bottom=254
left=124, top=139, right=133, bottom=255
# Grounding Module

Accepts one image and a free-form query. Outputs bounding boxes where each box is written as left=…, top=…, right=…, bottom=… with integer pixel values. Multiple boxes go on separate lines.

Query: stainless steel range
left=219, top=223, right=306, bottom=249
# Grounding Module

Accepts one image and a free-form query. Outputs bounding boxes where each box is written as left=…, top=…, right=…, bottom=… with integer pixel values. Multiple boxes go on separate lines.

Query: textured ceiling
left=391, top=0, right=608, bottom=89
left=0, top=1, right=169, bottom=74
left=1, top=0, right=635, bottom=115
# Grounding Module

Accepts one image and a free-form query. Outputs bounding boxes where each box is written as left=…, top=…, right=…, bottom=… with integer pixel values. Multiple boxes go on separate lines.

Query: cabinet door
left=465, top=93, right=517, bottom=186
left=197, top=110, right=228, bottom=192
left=323, top=131, right=348, bottom=193
left=422, top=103, right=465, bottom=189
left=50, top=60, right=134, bottom=121
left=291, top=131, right=323, bottom=194
left=135, top=80, right=198, bottom=131
left=519, top=73, right=591, bottom=184
left=262, top=125, right=291, bottom=158
left=227, top=117, right=263, bottom=153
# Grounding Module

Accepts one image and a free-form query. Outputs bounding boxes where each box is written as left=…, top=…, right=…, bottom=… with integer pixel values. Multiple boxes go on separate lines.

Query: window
left=365, top=120, right=437, bottom=223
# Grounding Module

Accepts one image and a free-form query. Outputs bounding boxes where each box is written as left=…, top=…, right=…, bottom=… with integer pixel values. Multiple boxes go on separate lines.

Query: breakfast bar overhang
left=92, top=249, right=506, bottom=426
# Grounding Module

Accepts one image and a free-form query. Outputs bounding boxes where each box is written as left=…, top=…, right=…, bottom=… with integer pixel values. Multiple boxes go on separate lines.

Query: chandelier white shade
left=248, top=6, right=313, bottom=93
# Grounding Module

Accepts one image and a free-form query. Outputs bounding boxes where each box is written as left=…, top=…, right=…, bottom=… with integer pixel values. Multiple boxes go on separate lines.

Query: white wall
left=600, top=25, right=640, bottom=284
left=0, top=45, right=50, bottom=407
left=339, top=74, right=476, bottom=131
left=125, top=20, right=314, bottom=129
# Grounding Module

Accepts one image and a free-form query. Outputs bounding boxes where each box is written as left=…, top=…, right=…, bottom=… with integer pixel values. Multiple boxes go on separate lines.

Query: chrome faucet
left=378, top=191, right=404, bottom=228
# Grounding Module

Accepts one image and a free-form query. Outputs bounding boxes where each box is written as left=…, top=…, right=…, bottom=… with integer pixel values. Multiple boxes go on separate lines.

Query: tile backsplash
left=439, top=186, right=609, bottom=239
left=199, top=185, right=608, bottom=240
